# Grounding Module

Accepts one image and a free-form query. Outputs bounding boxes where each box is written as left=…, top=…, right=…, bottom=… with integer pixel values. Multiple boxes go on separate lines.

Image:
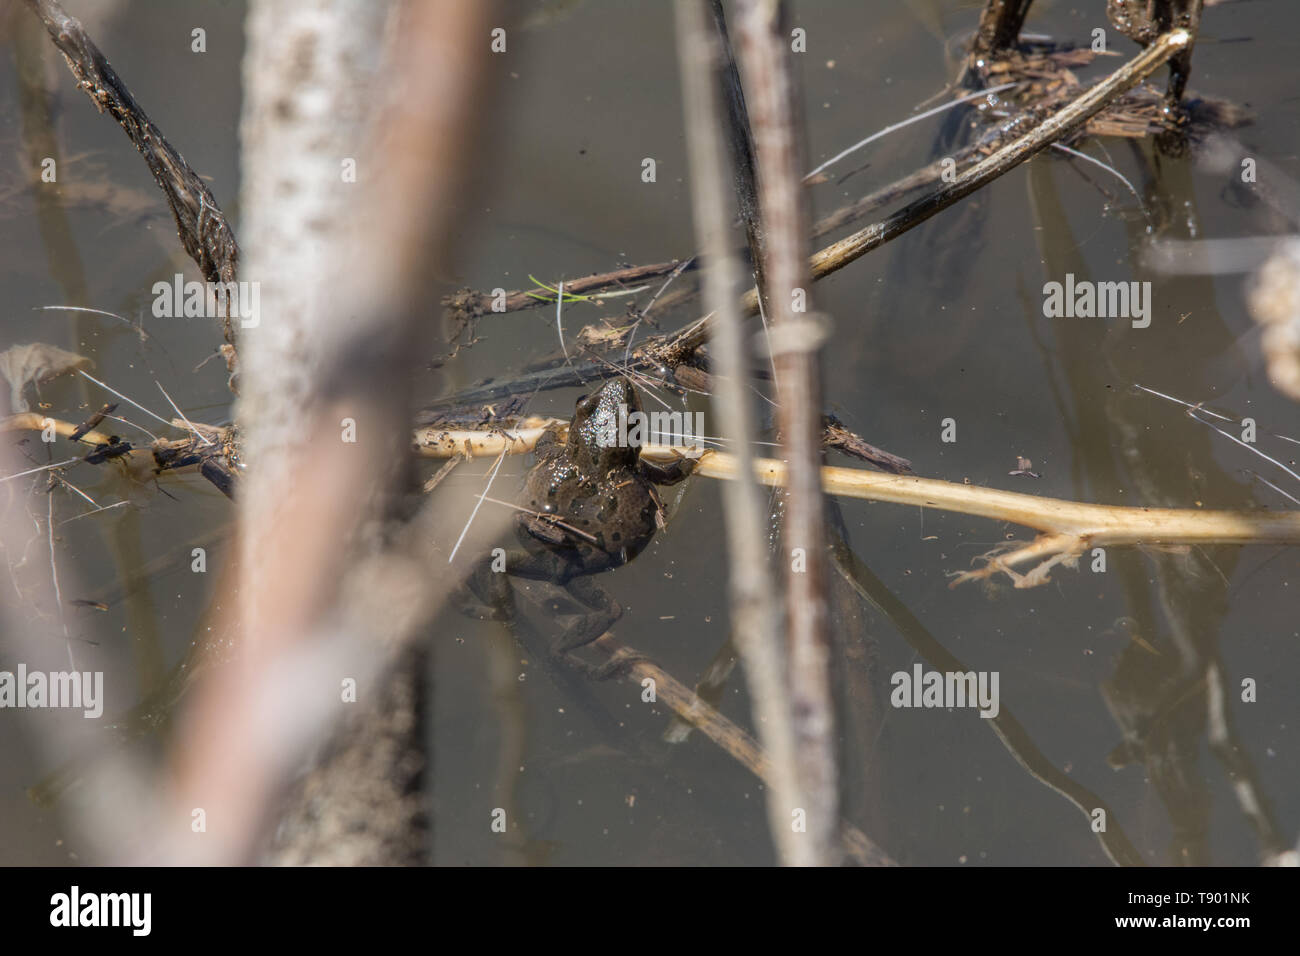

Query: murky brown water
left=2, top=0, right=1296, bottom=865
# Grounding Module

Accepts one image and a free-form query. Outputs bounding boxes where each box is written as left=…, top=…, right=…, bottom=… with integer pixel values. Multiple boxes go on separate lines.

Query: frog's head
left=568, top=376, right=641, bottom=471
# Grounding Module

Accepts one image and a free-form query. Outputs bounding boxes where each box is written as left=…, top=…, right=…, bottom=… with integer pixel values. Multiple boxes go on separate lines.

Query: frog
left=462, top=376, right=697, bottom=679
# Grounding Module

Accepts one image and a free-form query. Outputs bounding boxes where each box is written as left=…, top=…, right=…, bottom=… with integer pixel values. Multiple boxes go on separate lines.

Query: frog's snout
left=575, top=376, right=637, bottom=420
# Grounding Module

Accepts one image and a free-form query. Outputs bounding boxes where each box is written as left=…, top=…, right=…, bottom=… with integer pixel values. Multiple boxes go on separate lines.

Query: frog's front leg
left=636, top=456, right=696, bottom=532
left=638, top=453, right=697, bottom=486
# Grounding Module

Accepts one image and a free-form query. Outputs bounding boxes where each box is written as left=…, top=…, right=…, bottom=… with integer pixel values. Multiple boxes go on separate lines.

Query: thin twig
left=1051, top=142, right=1152, bottom=227
left=552, top=280, right=574, bottom=370
left=805, top=81, right=1023, bottom=182
left=57, top=500, right=130, bottom=526
left=1, top=458, right=80, bottom=483
left=1242, top=471, right=1300, bottom=508
left=676, top=0, right=803, bottom=866
left=1188, top=409, right=1300, bottom=487
left=78, top=370, right=174, bottom=430
left=448, top=449, right=508, bottom=564
left=1133, top=382, right=1299, bottom=446
left=46, top=484, right=74, bottom=670
left=443, top=260, right=696, bottom=317
left=155, top=381, right=213, bottom=447
left=735, top=0, right=840, bottom=866
left=623, top=256, right=696, bottom=368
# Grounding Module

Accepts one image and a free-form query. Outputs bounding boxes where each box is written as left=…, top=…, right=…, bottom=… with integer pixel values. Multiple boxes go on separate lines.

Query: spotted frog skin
left=517, top=376, right=693, bottom=576
left=464, top=376, right=695, bottom=678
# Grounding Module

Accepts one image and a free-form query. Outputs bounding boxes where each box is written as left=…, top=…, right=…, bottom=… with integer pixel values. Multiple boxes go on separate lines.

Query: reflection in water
left=1026, top=144, right=1288, bottom=864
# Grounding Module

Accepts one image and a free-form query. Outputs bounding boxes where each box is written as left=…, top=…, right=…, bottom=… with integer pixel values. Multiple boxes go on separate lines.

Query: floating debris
left=1009, top=456, right=1041, bottom=478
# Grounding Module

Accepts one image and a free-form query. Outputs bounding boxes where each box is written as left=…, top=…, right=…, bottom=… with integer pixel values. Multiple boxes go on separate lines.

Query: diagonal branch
left=26, top=0, right=241, bottom=350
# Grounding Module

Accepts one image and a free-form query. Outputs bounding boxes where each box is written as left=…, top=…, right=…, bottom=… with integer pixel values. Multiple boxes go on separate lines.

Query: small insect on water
left=1009, top=456, right=1041, bottom=479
